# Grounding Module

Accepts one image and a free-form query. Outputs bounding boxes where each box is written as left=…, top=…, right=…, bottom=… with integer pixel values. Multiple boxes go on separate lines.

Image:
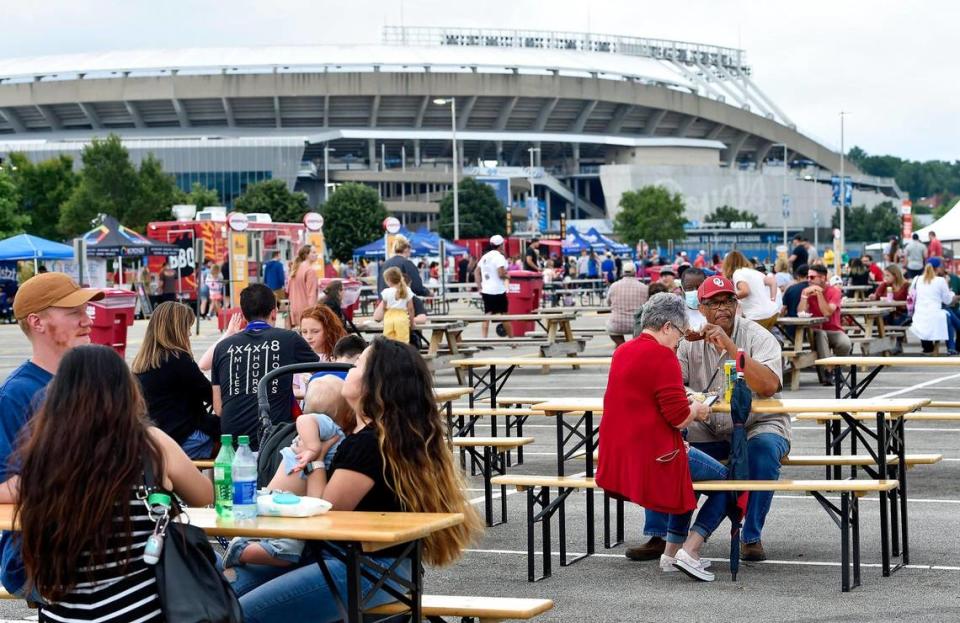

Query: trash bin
left=506, top=270, right=544, bottom=337
left=218, top=307, right=244, bottom=332
left=88, top=289, right=137, bottom=357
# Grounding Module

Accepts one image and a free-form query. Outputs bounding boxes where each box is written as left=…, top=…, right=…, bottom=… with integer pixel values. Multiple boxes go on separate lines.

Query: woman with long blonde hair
left=227, top=337, right=481, bottom=621
left=287, top=245, right=318, bottom=327
left=909, top=259, right=958, bottom=354
left=722, top=250, right=780, bottom=330
left=132, top=301, right=218, bottom=458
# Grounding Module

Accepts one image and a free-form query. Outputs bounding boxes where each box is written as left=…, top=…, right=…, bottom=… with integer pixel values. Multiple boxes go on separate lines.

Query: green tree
left=233, top=179, right=309, bottom=223
left=703, top=205, right=765, bottom=227
left=7, top=153, right=77, bottom=240
left=438, top=177, right=506, bottom=239
left=128, top=154, right=184, bottom=227
left=0, top=167, right=29, bottom=238
left=321, top=183, right=388, bottom=261
left=59, top=134, right=141, bottom=236
left=185, top=182, right=220, bottom=210
left=613, top=185, right=686, bottom=248
left=831, top=201, right=901, bottom=242
left=934, top=195, right=957, bottom=220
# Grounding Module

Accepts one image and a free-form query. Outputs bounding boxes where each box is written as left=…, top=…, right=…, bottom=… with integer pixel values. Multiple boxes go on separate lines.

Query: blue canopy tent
left=562, top=227, right=605, bottom=255
left=0, top=234, right=74, bottom=262
left=587, top=228, right=631, bottom=254
left=409, top=228, right=470, bottom=256
left=352, top=228, right=435, bottom=258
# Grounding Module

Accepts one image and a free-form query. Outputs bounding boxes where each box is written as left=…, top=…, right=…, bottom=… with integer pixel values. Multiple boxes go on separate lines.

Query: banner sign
left=831, top=176, right=853, bottom=207
left=229, top=232, right=249, bottom=308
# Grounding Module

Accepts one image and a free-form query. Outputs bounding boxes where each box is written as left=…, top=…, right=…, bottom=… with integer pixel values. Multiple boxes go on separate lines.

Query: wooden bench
left=491, top=474, right=897, bottom=591
left=927, top=401, right=960, bottom=408
left=796, top=412, right=960, bottom=422
left=782, top=350, right=818, bottom=390
left=452, top=436, right=534, bottom=527
left=368, top=594, right=554, bottom=622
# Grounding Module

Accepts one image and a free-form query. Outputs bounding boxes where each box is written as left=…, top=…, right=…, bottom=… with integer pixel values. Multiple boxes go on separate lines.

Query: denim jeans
left=664, top=447, right=730, bottom=544
left=224, top=545, right=411, bottom=623
left=645, top=433, right=790, bottom=544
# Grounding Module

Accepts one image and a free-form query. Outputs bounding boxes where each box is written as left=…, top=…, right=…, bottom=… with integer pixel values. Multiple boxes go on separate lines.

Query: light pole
left=323, top=146, right=336, bottom=203
left=433, top=98, right=459, bottom=240
left=837, top=111, right=849, bottom=274
left=771, top=143, right=790, bottom=248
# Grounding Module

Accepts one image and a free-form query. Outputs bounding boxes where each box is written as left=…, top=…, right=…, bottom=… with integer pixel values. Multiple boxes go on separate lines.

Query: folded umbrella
left=727, top=350, right=751, bottom=581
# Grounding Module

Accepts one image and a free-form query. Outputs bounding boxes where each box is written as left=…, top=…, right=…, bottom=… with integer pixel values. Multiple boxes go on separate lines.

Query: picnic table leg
left=852, top=494, right=862, bottom=588
left=585, top=410, right=595, bottom=557
left=896, top=417, right=909, bottom=565
left=468, top=367, right=476, bottom=408
left=482, top=446, right=494, bottom=527
left=841, top=492, right=851, bottom=592
left=345, top=544, right=363, bottom=623
left=428, top=329, right=443, bottom=356
left=876, top=411, right=892, bottom=577
left=562, top=320, right=580, bottom=370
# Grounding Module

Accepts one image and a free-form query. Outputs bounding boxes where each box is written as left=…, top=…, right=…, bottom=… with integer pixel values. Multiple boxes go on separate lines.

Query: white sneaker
left=659, top=554, right=678, bottom=573
left=660, top=553, right=710, bottom=573
left=673, top=548, right=715, bottom=582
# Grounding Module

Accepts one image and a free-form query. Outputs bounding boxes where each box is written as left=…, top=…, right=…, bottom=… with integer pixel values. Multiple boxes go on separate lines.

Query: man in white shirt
left=474, top=235, right=511, bottom=338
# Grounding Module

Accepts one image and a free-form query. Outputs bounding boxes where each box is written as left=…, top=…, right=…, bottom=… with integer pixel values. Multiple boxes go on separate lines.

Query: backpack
left=257, top=422, right=297, bottom=488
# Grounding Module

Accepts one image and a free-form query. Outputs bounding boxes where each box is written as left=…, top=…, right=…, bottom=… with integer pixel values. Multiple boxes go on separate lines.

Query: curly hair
left=299, top=303, right=347, bottom=358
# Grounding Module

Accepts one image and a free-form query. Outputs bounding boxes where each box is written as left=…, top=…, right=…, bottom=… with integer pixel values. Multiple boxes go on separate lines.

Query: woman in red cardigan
left=597, top=293, right=730, bottom=582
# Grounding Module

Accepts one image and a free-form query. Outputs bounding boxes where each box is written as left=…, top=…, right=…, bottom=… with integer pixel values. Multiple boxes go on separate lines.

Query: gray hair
left=639, top=292, right=689, bottom=333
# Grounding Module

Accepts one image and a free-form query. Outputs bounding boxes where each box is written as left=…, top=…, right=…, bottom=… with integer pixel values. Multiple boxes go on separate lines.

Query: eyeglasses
left=702, top=297, right=737, bottom=310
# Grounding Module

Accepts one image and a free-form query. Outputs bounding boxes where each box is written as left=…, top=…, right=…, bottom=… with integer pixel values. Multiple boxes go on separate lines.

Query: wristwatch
left=303, top=461, right=326, bottom=474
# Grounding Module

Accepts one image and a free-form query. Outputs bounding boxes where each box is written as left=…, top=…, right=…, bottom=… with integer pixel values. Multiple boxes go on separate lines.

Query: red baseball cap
left=697, top=275, right=736, bottom=300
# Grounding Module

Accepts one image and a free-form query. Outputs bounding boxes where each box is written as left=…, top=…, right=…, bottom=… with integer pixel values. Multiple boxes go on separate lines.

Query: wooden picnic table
left=0, top=504, right=463, bottom=623
left=433, top=312, right=583, bottom=357
left=816, top=355, right=960, bottom=399
left=451, top=357, right=611, bottom=408
left=357, top=320, right=466, bottom=360
left=842, top=306, right=889, bottom=338
left=842, top=285, right=874, bottom=300
left=534, top=395, right=926, bottom=577
left=777, top=316, right=824, bottom=390
left=843, top=299, right=906, bottom=309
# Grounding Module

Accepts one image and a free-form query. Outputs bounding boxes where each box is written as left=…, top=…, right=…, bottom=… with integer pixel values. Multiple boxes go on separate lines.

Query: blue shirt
left=0, top=360, right=52, bottom=595
left=263, top=260, right=286, bottom=291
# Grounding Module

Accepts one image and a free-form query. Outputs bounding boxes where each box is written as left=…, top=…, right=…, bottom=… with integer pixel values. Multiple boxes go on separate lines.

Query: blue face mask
left=684, top=290, right=699, bottom=310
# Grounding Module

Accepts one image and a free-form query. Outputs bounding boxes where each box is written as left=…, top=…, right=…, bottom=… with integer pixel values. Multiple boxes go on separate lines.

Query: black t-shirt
left=525, top=246, right=540, bottom=271
left=136, top=353, right=212, bottom=444
left=781, top=281, right=809, bottom=340
left=791, top=245, right=809, bottom=269
left=329, top=425, right=408, bottom=557
left=211, top=325, right=317, bottom=449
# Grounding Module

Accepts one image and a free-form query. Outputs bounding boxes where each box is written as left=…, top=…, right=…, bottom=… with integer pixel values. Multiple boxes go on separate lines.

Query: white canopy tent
left=915, top=199, right=960, bottom=242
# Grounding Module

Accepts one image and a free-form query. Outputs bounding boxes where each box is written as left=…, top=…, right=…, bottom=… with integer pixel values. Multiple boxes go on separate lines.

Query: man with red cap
left=0, top=272, right=103, bottom=595
left=626, top=275, right=787, bottom=563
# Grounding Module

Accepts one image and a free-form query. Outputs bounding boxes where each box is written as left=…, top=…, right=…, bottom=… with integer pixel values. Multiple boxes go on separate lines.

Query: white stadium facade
left=0, top=26, right=901, bottom=233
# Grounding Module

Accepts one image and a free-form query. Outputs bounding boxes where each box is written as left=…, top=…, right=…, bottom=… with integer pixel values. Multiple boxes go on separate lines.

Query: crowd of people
left=0, top=271, right=481, bottom=621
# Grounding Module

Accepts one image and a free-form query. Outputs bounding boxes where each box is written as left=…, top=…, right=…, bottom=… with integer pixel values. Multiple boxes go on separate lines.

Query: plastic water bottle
left=232, top=436, right=258, bottom=520
left=213, top=434, right=235, bottom=519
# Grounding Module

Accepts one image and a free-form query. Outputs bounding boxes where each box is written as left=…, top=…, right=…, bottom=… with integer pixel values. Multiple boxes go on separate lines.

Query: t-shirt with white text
left=211, top=326, right=317, bottom=449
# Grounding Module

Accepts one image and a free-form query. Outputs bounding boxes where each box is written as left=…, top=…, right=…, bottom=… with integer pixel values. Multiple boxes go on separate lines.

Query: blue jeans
left=645, top=433, right=790, bottom=544
left=225, top=545, right=410, bottom=623
left=665, top=447, right=730, bottom=544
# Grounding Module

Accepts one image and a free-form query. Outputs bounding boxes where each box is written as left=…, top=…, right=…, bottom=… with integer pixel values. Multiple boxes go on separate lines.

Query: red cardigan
left=596, top=333, right=697, bottom=514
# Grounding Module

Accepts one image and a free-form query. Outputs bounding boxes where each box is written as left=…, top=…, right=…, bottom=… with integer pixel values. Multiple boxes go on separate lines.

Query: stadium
left=0, top=26, right=901, bottom=233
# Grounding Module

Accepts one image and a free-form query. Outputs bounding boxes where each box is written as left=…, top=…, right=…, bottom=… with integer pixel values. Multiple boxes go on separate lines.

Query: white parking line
left=461, top=548, right=960, bottom=571
left=876, top=371, right=960, bottom=398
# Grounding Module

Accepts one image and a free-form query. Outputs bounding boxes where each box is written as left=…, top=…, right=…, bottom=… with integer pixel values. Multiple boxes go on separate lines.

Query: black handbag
left=143, top=457, right=244, bottom=623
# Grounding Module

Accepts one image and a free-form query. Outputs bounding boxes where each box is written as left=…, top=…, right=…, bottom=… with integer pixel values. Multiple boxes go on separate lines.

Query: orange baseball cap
left=13, top=273, right=104, bottom=320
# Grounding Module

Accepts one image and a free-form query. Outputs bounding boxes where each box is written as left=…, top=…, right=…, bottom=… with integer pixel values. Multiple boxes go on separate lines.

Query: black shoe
left=625, top=537, right=666, bottom=561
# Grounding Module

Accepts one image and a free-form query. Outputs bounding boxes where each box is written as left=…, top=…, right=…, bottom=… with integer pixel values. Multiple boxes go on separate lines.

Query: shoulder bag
left=142, top=457, right=244, bottom=623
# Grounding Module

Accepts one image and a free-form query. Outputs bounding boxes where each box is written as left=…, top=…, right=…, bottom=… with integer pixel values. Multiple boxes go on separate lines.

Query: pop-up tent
left=586, top=227, right=631, bottom=254
left=82, top=216, right=180, bottom=258
left=915, top=199, right=960, bottom=242
left=408, top=228, right=470, bottom=256
left=0, top=234, right=74, bottom=261
left=562, top=227, right=605, bottom=254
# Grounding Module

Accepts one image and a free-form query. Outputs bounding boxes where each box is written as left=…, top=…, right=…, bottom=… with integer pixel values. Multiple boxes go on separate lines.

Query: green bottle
left=214, top=434, right=235, bottom=519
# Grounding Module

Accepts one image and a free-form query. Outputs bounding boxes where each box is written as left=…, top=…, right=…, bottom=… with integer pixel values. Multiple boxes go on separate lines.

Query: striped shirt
left=39, top=487, right=163, bottom=623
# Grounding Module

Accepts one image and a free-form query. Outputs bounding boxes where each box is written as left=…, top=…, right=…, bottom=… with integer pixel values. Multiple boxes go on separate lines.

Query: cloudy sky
left=3, top=0, right=956, bottom=162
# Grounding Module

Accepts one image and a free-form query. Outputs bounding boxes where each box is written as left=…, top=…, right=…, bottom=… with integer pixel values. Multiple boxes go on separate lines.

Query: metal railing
left=383, top=26, right=749, bottom=73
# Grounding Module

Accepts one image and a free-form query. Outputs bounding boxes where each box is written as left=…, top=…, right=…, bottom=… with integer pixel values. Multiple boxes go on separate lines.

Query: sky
left=1, top=0, right=957, bottom=162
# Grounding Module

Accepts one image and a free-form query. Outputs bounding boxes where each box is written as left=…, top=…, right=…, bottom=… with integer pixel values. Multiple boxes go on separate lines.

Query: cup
left=886, top=292, right=894, bottom=302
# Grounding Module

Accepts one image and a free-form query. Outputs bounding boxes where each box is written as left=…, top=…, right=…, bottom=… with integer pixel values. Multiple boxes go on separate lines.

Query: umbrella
left=727, top=350, right=751, bottom=581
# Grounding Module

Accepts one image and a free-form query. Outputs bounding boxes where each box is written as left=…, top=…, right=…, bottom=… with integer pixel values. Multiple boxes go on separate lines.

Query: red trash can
left=218, top=307, right=244, bottom=332
left=506, top=270, right=544, bottom=337
left=88, top=289, right=137, bottom=357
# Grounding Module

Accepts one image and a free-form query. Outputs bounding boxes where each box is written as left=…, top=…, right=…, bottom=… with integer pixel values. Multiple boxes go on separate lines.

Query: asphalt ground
left=0, top=306, right=957, bottom=622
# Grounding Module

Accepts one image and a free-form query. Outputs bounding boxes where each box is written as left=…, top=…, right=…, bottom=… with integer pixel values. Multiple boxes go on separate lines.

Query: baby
left=223, top=335, right=364, bottom=570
